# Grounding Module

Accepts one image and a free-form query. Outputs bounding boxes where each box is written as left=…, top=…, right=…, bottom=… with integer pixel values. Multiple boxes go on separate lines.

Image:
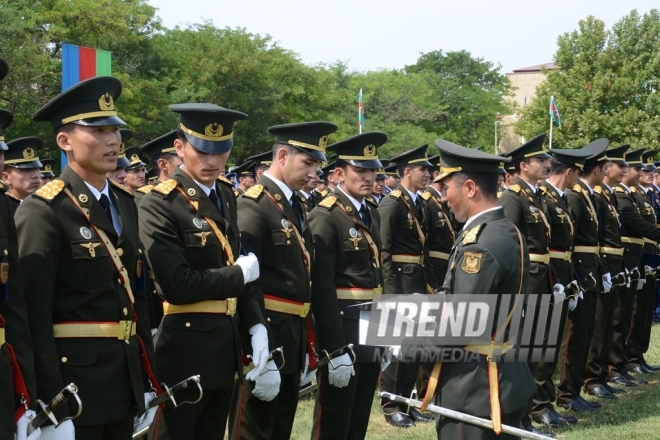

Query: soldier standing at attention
left=233, top=160, right=256, bottom=196
left=123, top=146, right=147, bottom=194
left=139, top=104, right=273, bottom=440
left=232, top=122, right=337, bottom=439
left=308, top=132, right=385, bottom=439
left=378, top=145, right=434, bottom=428
left=2, top=137, right=44, bottom=210
left=106, top=129, right=132, bottom=187
left=17, top=76, right=160, bottom=439
left=39, top=157, right=57, bottom=186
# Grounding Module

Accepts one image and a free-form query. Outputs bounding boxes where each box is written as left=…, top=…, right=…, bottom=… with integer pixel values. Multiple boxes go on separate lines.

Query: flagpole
left=359, top=88, right=363, bottom=134
left=549, top=96, right=554, bottom=149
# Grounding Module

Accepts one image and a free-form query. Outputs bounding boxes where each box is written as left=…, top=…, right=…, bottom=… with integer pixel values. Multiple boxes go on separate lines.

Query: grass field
left=287, top=325, right=660, bottom=439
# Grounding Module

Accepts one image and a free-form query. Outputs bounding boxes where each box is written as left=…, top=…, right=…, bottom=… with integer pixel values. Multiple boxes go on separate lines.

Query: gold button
left=340, top=311, right=344, bottom=315
left=138, top=249, right=143, bottom=254
left=185, top=322, right=191, bottom=327
left=286, top=240, right=291, bottom=245
left=373, top=263, right=377, bottom=268
left=267, top=317, right=271, bottom=322
left=309, top=281, right=312, bottom=287
left=61, top=357, right=68, bottom=363
left=301, top=238, right=305, bottom=244
left=3, top=250, right=6, bottom=256
left=153, top=290, right=157, bottom=294
left=123, top=307, right=128, bottom=316
left=117, top=248, right=124, bottom=257
left=355, top=247, right=359, bottom=250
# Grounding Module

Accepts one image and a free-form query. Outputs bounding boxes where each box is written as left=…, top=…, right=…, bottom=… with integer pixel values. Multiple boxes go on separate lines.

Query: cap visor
left=126, top=161, right=146, bottom=169
left=0, top=141, right=7, bottom=151
left=293, top=146, right=326, bottom=162
left=73, top=115, right=127, bottom=127
left=7, top=160, right=43, bottom=169
left=345, top=158, right=383, bottom=170
left=184, top=132, right=233, bottom=155
left=116, top=157, right=131, bottom=168
left=41, top=172, right=55, bottom=178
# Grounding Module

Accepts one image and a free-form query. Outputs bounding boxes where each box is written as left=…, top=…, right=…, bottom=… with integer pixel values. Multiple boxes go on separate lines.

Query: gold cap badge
left=98, top=93, right=115, bottom=111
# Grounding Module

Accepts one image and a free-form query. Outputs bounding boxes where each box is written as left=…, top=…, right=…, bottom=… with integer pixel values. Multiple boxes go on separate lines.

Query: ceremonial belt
left=399, top=196, right=426, bottom=246
left=163, top=299, right=237, bottom=316
left=334, top=202, right=380, bottom=269
left=429, top=250, right=450, bottom=260
left=549, top=250, right=572, bottom=261
left=529, top=253, right=550, bottom=264
left=621, top=237, right=644, bottom=246
left=336, top=287, right=382, bottom=300
left=53, top=321, right=137, bottom=341
left=573, top=245, right=600, bottom=254
left=263, top=294, right=310, bottom=318
left=644, top=238, right=658, bottom=246
left=428, top=192, right=456, bottom=242
left=600, top=247, right=624, bottom=256
left=656, top=224, right=660, bottom=228
left=0, top=327, right=3, bottom=346
left=176, top=187, right=235, bottom=265
left=392, top=254, right=424, bottom=264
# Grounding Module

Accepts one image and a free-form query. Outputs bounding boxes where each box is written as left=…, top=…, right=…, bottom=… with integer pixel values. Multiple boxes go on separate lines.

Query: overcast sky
left=148, top=0, right=658, bottom=74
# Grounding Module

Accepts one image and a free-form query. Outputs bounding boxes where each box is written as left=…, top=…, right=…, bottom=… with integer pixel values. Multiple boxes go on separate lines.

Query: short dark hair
left=513, top=158, right=531, bottom=174
left=550, top=159, right=579, bottom=176
left=581, top=162, right=601, bottom=176
left=153, top=152, right=178, bottom=164
left=272, top=143, right=299, bottom=156
left=452, top=172, right=498, bottom=200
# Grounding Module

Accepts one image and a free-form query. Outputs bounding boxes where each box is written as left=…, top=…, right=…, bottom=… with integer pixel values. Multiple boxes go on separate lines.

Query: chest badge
left=193, top=218, right=203, bottom=229
left=80, top=242, right=101, bottom=258
left=529, top=205, right=540, bottom=221
left=194, top=231, right=211, bottom=246
left=461, top=252, right=482, bottom=274
left=80, top=227, right=92, bottom=239
left=281, top=219, right=292, bottom=238
left=348, top=228, right=363, bottom=248
left=407, top=213, right=415, bottom=228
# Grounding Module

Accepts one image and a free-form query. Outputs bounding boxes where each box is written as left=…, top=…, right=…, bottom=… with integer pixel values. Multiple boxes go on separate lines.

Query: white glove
left=133, top=393, right=157, bottom=435
left=552, top=284, right=566, bottom=303
left=328, top=353, right=355, bottom=388
left=150, top=328, right=157, bottom=337
left=602, top=273, right=612, bottom=293
left=567, top=297, right=578, bottom=312
left=300, top=354, right=317, bottom=386
left=252, top=360, right=280, bottom=401
left=15, top=410, right=40, bottom=440
left=246, top=324, right=269, bottom=380
left=579, top=289, right=584, bottom=300
left=645, top=265, right=654, bottom=277
left=235, top=252, right=260, bottom=284
left=39, top=420, right=74, bottom=440
left=625, top=268, right=631, bottom=288
left=637, top=278, right=646, bottom=290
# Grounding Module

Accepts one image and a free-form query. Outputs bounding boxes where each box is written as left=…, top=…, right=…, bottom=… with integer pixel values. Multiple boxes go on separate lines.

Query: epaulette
left=631, top=186, right=637, bottom=193
left=34, top=179, right=66, bottom=202
left=420, top=191, right=432, bottom=201
left=217, top=175, right=233, bottom=187
left=137, top=184, right=155, bottom=194
left=594, top=185, right=602, bottom=194
left=320, top=189, right=329, bottom=197
left=110, top=179, right=134, bottom=197
left=318, top=196, right=337, bottom=209
left=233, top=190, right=240, bottom=198
left=539, top=186, right=548, bottom=194
left=243, top=184, right=264, bottom=200
left=366, top=197, right=378, bottom=207
left=152, top=179, right=178, bottom=196
left=497, top=191, right=503, bottom=199
left=615, top=186, right=625, bottom=193
left=572, top=184, right=582, bottom=192
left=508, top=184, right=521, bottom=193
left=5, top=192, right=19, bottom=201
left=462, top=224, right=482, bottom=245
left=390, top=189, right=402, bottom=199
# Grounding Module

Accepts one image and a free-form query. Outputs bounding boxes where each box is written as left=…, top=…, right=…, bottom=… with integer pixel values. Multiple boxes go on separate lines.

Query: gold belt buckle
left=544, top=254, right=550, bottom=264
left=226, top=298, right=237, bottom=316
left=300, top=302, right=311, bottom=318
left=117, top=320, right=134, bottom=341
left=565, top=251, right=572, bottom=261
left=374, top=287, right=383, bottom=295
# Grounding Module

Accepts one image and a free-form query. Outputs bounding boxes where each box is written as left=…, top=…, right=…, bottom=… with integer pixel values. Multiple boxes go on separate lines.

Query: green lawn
left=289, top=324, right=660, bottom=439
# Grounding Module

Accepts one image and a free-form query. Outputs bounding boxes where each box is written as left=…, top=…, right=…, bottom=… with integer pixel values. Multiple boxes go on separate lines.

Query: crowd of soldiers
left=1, top=53, right=660, bottom=440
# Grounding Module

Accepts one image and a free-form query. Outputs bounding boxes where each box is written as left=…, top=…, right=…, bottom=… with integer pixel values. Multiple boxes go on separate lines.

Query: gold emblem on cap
left=187, top=188, right=196, bottom=196
left=78, top=194, right=88, bottom=203
left=648, top=157, right=654, bottom=164
left=44, top=165, right=52, bottom=172
left=204, top=123, right=224, bottom=139
left=23, top=148, right=35, bottom=159
left=119, top=144, right=125, bottom=155
left=319, top=135, right=328, bottom=149
left=98, top=93, right=115, bottom=111
left=363, top=145, right=377, bottom=157
left=130, top=154, right=140, bottom=163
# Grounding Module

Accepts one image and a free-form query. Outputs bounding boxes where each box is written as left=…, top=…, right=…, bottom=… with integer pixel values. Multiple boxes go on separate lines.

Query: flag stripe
left=78, top=46, right=97, bottom=80
left=96, top=50, right=112, bottom=76
left=61, top=44, right=80, bottom=91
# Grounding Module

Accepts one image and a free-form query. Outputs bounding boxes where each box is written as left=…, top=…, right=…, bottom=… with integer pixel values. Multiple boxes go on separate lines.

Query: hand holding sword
left=21, top=383, right=82, bottom=439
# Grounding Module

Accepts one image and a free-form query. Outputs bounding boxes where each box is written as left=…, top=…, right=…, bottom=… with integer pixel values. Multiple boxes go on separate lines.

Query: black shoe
left=524, top=424, right=556, bottom=438
left=624, top=371, right=648, bottom=384
left=630, top=365, right=653, bottom=374
left=577, top=395, right=601, bottom=409
left=642, top=361, right=660, bottom=372
left=586, top=385, right=618, bottom=399
left=533, top=411, right=568, bottom=428
left=408, top=407, right=433, bottom=423
left=384, top=412, right=413, bottom=428
left=551, top=410, right=578, bottom=425
left=558, top=398, right=593, bottom=412
left=603, top=382, right=625, bottom=394
left=608, top=374, right=638, bottom=387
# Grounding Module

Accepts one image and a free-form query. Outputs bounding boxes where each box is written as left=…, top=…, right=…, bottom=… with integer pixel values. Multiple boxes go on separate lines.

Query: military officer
left=233, top=160, right=256, bottom=196
left=308, top=131, right=385, bottom=439
left=322, top=161, right=338, bottom=192
left=17, top=76, right=160, bottom=439
left=232, top=122, right=337, bottom=439
left=134, top=130, right=182, bottom=207
left=3, top=137, right=44, bottom=210
left=499, top=135, right=570, bottom=431
left=139, top=104, right=271, bottom=439
left=106, top=129, right=132, bottom=186
left=557, top=139, right=610, bottom=412
left=244, top=150, right=272, bottom=181
left=432, top=139, right=536, bottom=440
left=378, top=144, right=434, bottom=428
left=39, top=157, right=56, bottom=186
left=382, top=163, right=399, bottom=196
left=369, top=160, right=388, bottom=204
left=124, top=146, right=147, bottom=194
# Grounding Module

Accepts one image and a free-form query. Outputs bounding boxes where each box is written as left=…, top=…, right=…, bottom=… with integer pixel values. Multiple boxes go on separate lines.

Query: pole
left=494, top=121, right=499, bottom=155
left=358, top=88, right=363, bottom=134
left=549, top=95, right=554, bottom=149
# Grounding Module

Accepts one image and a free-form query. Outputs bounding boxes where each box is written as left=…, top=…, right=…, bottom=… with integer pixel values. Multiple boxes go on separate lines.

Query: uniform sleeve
left=139, top=193, right=244, bottom=304
left=308, top=209, right=346, bottom=353
left=618, top=194, right=660, bottom=241
left=15, top=199, right=69, bottom=413
left=451, top=245, right=502, bottom=296
left=567, top=190, right=584, bottom=225
left=423, top=201, right=440, bottom=291
left=236, top=196, right=268, bottom=312
left=499, top=192, right=523, bottom=230
left=378, top=197, right=399, bottom=296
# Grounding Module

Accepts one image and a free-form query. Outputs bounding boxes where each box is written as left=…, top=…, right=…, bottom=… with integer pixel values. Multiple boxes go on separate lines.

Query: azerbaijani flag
left=549, top=96, right=561, bottom=127
left=358, top=88, right=365, bottom=133
left=62, top=44, right=112, bottom=92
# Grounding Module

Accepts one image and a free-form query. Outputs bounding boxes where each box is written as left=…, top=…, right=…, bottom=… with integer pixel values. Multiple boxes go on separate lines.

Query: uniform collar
left=463, top=206, right=502, bottom=231
left=84, top=179, right=111, bottom=202
left=264, top=171, right=294, bottom=203
left=337, top=185, right=365, bottom=212
left=543, top=180, right=564, bottom=197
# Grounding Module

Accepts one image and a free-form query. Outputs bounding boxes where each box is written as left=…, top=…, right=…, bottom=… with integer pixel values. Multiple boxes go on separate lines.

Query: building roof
left=511, top=62, right=556, bottom=73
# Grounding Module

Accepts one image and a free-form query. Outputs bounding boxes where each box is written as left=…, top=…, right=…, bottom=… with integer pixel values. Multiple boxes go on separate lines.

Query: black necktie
left=359, top=204, right=371, bottom=228
left=209, top=188, right=223, bottom=214
left=290, top=196, right=304, bottom=226
left=561, top=193, right=568, bottom=206
left=99, top=194, right=113, bottom=224
left=414, top=197, right=421, bottom=212
left=307, top=195, right=315, bottom=209
left=535, top=190, right=543, bottom=205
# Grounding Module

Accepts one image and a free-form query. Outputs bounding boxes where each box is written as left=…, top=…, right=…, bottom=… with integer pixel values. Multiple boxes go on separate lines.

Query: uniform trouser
left=230, top=372, right=301, bottom=440
left=76, top=418, right=134, bottom=440
left=149, top=387, right=232, bottom=440
left=380, top=360, right=422, bottom=413
left=0, top=345, right=13, bottom=440
left=557, top=289, right=597, bottom=403
left=629, top=276, right=657, bottom=367
left=436, top=406, right=526, bottom=440
left=311, top=362, right=380, bottom=440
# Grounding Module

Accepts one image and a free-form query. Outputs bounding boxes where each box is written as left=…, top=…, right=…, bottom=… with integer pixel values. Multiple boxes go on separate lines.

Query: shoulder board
left=631, top=186, right=637, bottom=193
left=34, top=179, right=66, bottom=202
left=217, top=175, right=233, bottom=186
left=110, top=179, right=134, bottom=197
left=390, top=189, right=402, bottom=199
left=572, top=184, right=582, bottom=192
left=318, top=196, right=337, bottom=209
left=420, top=191, right=432, bottom=201
left=615, top=186, right=625, bottom=193
left=137, top=184, right=155, bottom=194
left=152, top=179, right=178, bottom=196
left=243, top=184, right=264, bottom=200
left=497, top=191, right=503, bottom=199
left=366, top=197, right=378, bottom=207
left=508, top=184, right=521, bottom=193
left=320, top=189, right=329, bottom=197
left=0, top=181, right=7, bottom=193
left=233, top=190, right=240, bottom=198
left=462, top=224, right=482, bottom=245
left=5, top=192, right=19, bottom=201
left=539, top=186, right=547, bottom=193
left=594, top=185, right=602, bottom=194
